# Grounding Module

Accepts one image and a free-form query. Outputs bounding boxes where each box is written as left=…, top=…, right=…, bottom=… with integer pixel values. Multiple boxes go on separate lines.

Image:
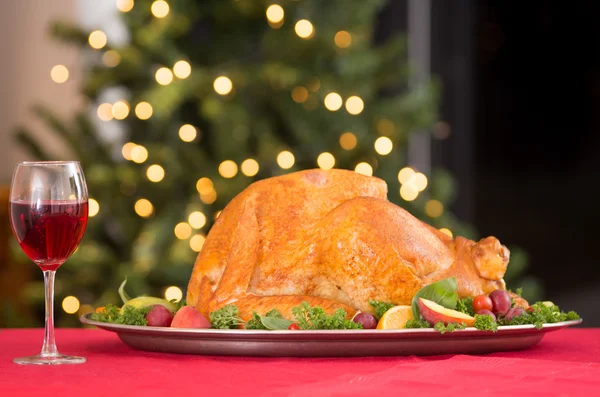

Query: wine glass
left=9, top=161, right=88, bottom=365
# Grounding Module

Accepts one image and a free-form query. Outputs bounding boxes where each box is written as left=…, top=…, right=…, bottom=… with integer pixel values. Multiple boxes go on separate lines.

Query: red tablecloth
left=1, top=328, right=599, bottom=396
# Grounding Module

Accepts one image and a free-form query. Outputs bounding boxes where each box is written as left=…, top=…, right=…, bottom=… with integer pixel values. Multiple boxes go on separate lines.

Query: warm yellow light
left=88, top=30, right=107, bottom=49
left=308, top=78, right=321, bottom=92
left=241, top=159, right=259, bottom=177
left=121, top=142, right=136, bottom=160
left=188, top=211, right=207, bottom=229
left=173, top=60, right=191, bottom=79
left=354, top=162, right=373, bottom=176
left=155, top=67, right=174, bottom=85
left=334, top=30, right=352, bottom=48
left=112, top=100, right=130, bottom=120
left=178, top=124, right=197, bottom=142
left=135, top=102, right=153, bottom=120
left=131, top=145, right=149, bottom=163
left=62, top=296, right=80, bottom=314
left=116, top=0, right=134, bottom=12
left=134, top=198, right=154, bottom=218
left=218, top=160, right=238, bottom=178
left=266, top=4, right=284, bottom=23
left=413, top=172, right=428, bottom=192
left=146, top=164, right=165, bottom=182
left=324, top=92, right=342, bottom=111
left=97, top=103, right=113, bottom=121
left=88, top=198, right=100, bottom=217
left=400, top=185, right=418, bottom=201
left=425, top=200, right=444, bottom=218
left=291, top=86, right=309, bottom=103
left=374, top=137, right=393, bottom=155
left=174, top=222, right=192, bottom=239
left=295, top=19, right=314, bottom=39
left=339, top=132, right=357, bottom=150
left=200, top=190, right=217, bottom=204
left=439, top=228, right=453, bottom=238
left=213, top=76, right=233, bottom=95
left=277, top=151, right=295, bottom=169
left=78, top=304, right=95, bottom=316
left=345, top=96, right=364, bottom=115
left=317, top=152, right=335, bottom=170
left=164, top=286, right=183, bottom=302
left=50, top=65, right=69, bottom=84
left=377, top=119, right=395, bottom=136
left=397, top=167, right=415, bottom=184
left=190, top=234, right=206, bottom=252
left=151, top=0, right=169, bottom=18
left=102, top=50, right=121, bottom=67
left=196, top=178, right=214, bottom=195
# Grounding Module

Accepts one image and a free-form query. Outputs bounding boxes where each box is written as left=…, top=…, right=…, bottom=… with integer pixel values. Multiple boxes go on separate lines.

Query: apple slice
left=418, top=298, right=475, bottom=327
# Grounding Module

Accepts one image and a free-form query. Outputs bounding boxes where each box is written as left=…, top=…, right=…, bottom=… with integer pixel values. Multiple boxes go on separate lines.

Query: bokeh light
left=134, top=199, right=154, bottom=218
left=135, top=102, right=153, bottom=120
left=102, top=50, right=121, bottom=67
left=155, top=67, right=174, bottom=85
left=196, top=178, right=214, bottom=195
left=62, top=296, right=80, bottom=314
left=88, top=30, right=107, bottom=49
left=116, top=0, right=134, bottom=13
left=398, top=167, right=415, bottom=184
left=151, top=0, right=169, bottom=18
left=439, top=228, right=453, bottom=238
left=112, top=100, right=130, bottom=120
left=173, top=60, right=191, bottom=79
left=295, top=19, right=314, bottom=39
left=345, top=96, right=364, bottom=115
left=190, top=234, right=206, bottom=252
left=317, top=152, right=335, bottom=170
left=178, top=124, right=197, bottom=142
left=241, top=159, right=259, bottom=177
left=339, top=132, right=357, bottom=150
left=324, top=92, right=342, bottom=111
left=266, top=4, right=284, bottom=23
left=200, top=190, right=217, bottom=204
left=400, top=185, right=418, bottom=201
left=121, top=142, right=136, bottom=160
left=291, top=86, right=309, bottom=103
left=374, top=137, right=393, bottom=155
left=97, top=103, right=113, bottom=121
left=130, top=145, right=148, bottom=163
left=88, top=198, right=100, bottom=217
left=334, top=31, right=352, bottom=48
left=164, top=286, right=183, bottom=302
left=174, top=222, right=192, bottom=240
left=50, top=65, right=69, bottom=84
left=213, top=76, right=233, bottom=95
left=277, top=151, right=295, bottom=169
left=146, top=164, right=165, bottom=182
left=218, top=160, right=238, bottom=178
left=413, top=172, right=428, bottom=192
left=354, top=162, right=373, bottom=176
left=188, top=211, right=207, bottom=229
left=425, top=200, right=444, bottom=218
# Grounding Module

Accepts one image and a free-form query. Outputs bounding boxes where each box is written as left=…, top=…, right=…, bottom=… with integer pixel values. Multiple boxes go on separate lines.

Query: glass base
left=14, top=353, right=86, bottom=365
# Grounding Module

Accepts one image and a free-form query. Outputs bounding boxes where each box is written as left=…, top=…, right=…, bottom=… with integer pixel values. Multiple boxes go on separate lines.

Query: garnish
left=90, top=304, right=150, bottom=326
left=433, top=322, right=467, bottom=334
left=209, top=305, right=244, bottom=329
left=246, top=309, right=294, bottom=330
left=291, top=302, right=361, bottom=330
left=499, top=302, right=580, bottom=329
left=118, top=278, right=132, bottom=304
left=474, top=313, right=498, bottom=332
left=404, top=318, right=432, bottom=328
left=456, top=296, right=474, bottom=316
left=411, top=277, right=459, bottom=320
left=369, top=300, right=395, bottom=321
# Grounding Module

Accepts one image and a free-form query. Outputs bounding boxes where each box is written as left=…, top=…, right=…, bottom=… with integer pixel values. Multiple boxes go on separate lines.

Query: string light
left=174, top=222, right=192, bottom=239
left=398, top=167, right=415, bottom=184
left=116, top=0, right=134, bottom=12
left=400, top=185, right=418, bottom=201
left=213, top=76, right=233, bottom=95
left=317, top=152, right=335, bottom=170
left=308, top=78, right=320, bottom=92
left=50, top=65, right=69, bottom=84
left=135, top=102, right=153, bottom=120
left=178, top=124, right=197, bottom=142
left=374, top=137, right=393, bottom=155
left=62, top=296, right=80, bottom=314
left=151, top=0, right=169, bottom=18
left=277, top=151, right=295, bottom=169
left=218, top=160, right=238, bottom=178
left=134, top=198, right=154, bottom=218
left=345, top=96, right=364, bottom=115
left=146, top=164, right=165, bottom=182
left=188, top=211, right=207, bottom=229
left=334, top=31, right=352, bottom=48
left=324, top=92, right=342, bottom=111
left=102, top=50, right=121, bottom=67
left=413, top=172, right=428, bottom=192
left=439, top=228, right=453, bottom=238
left=241, top=159, right=259, bottom=177
left=339, top=132, right=357, bottom=150
left=295, top=19, right=314, bottom=39
left=266, top=4, right=284, bottom=23
left=155, top=67, right=173, bottom=85
left=291, top=86, right=309, bottom=103
left=196, top=178, right=214, bottom=195
left=173, top=60, right=191, bottom=79
left=164, top=286, right=183, bottom=302
left=112, top=100, right=130, bottom=120
left=425, top=200, right=444, bottom=218
left=88, top=30, right=107, bottom=49
left=97, top=103, right=113, bottom=121
left=200, top=190, right=217, bottom=204
left=130, top=145, right=148, bottom=163
left=354, top=162, right=373, bottom=176
left=122, top=142, right=137, bottom=160
left=88, top=198, right=100, bottom=217
left=190, top=234, right=205, bottom=252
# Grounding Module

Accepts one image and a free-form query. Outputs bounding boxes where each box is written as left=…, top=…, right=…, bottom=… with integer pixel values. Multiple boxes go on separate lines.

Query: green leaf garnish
left=411, top=277, right=459, bottom=320
left=369, top=300, right=395, bottom=321
left=456, top=296, right=474, bottom=316
left=291, top=302, right=361, bottom=330
left=404, top=318, right=431, bottom=328
left=474, top=314, right=498, bottom=332
left=209, top=305, right=245, bottom=329
left=434, top=322, right=467, bottom=334
left=118, top=278, right=132, bottom=304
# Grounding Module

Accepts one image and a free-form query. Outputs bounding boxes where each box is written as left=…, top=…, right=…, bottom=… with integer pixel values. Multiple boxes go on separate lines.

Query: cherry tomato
left=472, top=294, right=493, bottom=313
left=288, top=323, right=300, bottom=330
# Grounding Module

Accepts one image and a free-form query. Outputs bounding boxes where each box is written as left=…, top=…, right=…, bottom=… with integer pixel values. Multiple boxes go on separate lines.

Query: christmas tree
left=7, top=0, right=536, bottom=327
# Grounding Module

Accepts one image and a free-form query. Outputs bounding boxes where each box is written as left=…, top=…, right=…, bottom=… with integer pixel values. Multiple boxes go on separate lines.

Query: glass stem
left=41, top=270, right=59, bottom=357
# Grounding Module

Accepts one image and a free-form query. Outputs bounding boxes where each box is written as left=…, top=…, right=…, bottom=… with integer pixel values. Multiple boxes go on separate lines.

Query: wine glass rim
left=17, top=161, right=81, bottom=166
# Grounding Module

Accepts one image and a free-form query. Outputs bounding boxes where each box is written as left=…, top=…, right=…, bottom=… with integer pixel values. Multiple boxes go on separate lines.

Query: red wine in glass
left=11, top=201, right=88, bottom=271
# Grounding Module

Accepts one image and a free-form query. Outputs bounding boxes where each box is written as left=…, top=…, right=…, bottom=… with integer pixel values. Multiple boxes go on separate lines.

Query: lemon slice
left=376, top=305, right=413, bottom=329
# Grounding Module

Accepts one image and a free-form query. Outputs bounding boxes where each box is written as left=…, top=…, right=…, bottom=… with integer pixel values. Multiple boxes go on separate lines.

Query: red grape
left=505, top=307, right=525, bottom=321
left=472, top=295, right=493, bottom=313
left=288, top=323, right=300, bottom=330
left=476, top=309, right=496, bottom=322
left=146, top=304, right=174, bottom=327
left=353, top=313, right=378, bottom=329
left=489, top=290, right=511, bottom=316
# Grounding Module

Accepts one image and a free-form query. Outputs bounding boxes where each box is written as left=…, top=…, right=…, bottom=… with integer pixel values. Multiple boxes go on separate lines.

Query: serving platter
left=80, top=314, right=581, bottom=357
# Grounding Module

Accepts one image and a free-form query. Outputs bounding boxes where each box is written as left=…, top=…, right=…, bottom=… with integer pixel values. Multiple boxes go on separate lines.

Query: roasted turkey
left=186, top=169, right=510, bottom=320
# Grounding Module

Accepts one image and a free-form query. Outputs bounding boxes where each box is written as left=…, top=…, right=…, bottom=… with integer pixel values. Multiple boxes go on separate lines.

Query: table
left=1, top=328, right=599, bottom=396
